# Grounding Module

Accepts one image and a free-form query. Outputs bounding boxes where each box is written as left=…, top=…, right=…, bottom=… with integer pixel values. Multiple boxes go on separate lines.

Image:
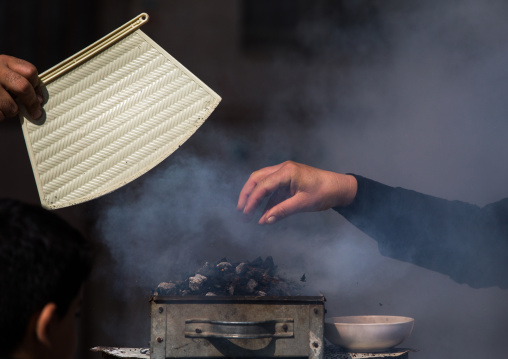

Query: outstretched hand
left=237, top=161, right=357, bottom=224
left=0, top=55, right=43, bottom=121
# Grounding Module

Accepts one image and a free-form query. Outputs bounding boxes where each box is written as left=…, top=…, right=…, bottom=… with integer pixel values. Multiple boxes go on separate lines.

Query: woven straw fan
left=19, top=13, right=221, bottom=209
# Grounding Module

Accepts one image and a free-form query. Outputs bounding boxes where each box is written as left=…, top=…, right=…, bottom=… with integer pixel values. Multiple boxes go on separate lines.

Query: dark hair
left=0, top=199, right=93, bottom=355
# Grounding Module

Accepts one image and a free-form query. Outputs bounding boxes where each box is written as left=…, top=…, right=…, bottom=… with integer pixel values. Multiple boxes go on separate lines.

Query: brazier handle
left=184, top=318, right=294, bottom=339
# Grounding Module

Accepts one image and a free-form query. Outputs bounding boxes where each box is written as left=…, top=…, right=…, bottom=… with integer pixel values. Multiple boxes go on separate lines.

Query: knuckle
left=23, top=62, right=38, bottom=78
left=0, top=99, right=18, bottom=117
left=248, top=170, right=263, bottom=182
left=280, top=161, right=297, bottom=175
left=10, top=74, right=31, bottom=94
left=282, top=160, right=296, bottom=169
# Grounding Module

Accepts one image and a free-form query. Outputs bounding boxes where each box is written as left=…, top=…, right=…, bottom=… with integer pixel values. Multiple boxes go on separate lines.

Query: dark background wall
left=2, top=1, right=508, bottom=359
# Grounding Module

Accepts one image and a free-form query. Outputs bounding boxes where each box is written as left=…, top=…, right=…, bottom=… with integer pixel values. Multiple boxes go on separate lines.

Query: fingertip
left=241, top=211, right=255, bottom=223
left=258, top=213, right=276, bottom=225
left=236, top=198, right=246, bottom=212
left=267, top=216, right=277, bottom=224
left=31, top=108, right=42, bottom=120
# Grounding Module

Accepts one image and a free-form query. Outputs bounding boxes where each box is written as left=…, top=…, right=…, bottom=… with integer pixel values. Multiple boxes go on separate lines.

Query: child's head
left=0, top=199, right=93, bottom=359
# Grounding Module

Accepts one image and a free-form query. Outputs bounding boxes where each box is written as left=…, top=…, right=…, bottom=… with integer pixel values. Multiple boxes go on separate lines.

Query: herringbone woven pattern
left=21, top=30, right=221, bottom=209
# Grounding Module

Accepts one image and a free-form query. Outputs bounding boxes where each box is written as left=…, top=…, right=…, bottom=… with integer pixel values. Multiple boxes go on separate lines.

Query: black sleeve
left=334, top=175, right=508, bottom=289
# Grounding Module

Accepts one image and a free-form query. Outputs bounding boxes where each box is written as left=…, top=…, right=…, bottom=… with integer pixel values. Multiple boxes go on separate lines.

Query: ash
left=153, top=256, right=304, bottom=296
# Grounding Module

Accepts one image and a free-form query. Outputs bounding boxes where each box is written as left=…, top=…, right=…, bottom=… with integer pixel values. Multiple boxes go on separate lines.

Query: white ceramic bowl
left=324, top=315, right=414, bottom=352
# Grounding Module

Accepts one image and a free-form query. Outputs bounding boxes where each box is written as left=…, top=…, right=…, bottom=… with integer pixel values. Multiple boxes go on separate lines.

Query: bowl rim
left=325, top=315, right=414, bottom=326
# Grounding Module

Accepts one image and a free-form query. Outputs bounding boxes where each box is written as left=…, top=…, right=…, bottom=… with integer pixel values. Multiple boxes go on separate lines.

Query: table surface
left=90, top=345, right=416, bottom=359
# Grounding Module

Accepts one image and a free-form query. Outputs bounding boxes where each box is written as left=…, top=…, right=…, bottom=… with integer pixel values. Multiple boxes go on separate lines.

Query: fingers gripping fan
left=19, top=13, right=221, bottom=209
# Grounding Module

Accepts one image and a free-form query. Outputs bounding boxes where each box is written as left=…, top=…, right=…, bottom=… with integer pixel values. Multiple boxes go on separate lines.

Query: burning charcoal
left=189, top=274, right=207, bottom=292
left=217, top=261, right=233, bottom=272
left=246, top=278, right=258, bottom=293
left=264, top=256, right=274, bottom=267
left=155, top=282, right=178, bottom=295
left=235, top=262, right=248, bottom=275
left=196, top=262, right=215, bottom=276
left=249, top=256, right=263, bottom=268
left=246, top=267, right=263, bottom=281
left=154, top=256, right=305, bottom=297
left=263, top=256, right=276, bottom=272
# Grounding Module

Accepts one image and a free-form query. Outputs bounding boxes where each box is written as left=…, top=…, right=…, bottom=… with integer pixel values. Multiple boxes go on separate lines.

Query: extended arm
left=336, top=175, right=508, bottom=289
left=238, top=161, right=508, bottom=288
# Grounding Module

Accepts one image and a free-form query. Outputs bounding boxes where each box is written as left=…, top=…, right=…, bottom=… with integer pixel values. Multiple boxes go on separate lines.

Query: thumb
left=260, top=195, right=306, bottom=224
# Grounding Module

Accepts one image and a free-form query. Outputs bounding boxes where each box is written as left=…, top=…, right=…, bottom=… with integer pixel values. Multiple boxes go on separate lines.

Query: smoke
left=94, top=145, right=355, bottom=294
left=292, top=1, right=508, bottom=358
left=90, top=1, right=508, bottom=357
left=306, top=0, right=508, bottom=204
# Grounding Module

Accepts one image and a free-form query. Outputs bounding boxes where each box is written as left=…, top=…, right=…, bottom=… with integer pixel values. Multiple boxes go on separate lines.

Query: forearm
left=334, top=175, right=508, bottom=288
